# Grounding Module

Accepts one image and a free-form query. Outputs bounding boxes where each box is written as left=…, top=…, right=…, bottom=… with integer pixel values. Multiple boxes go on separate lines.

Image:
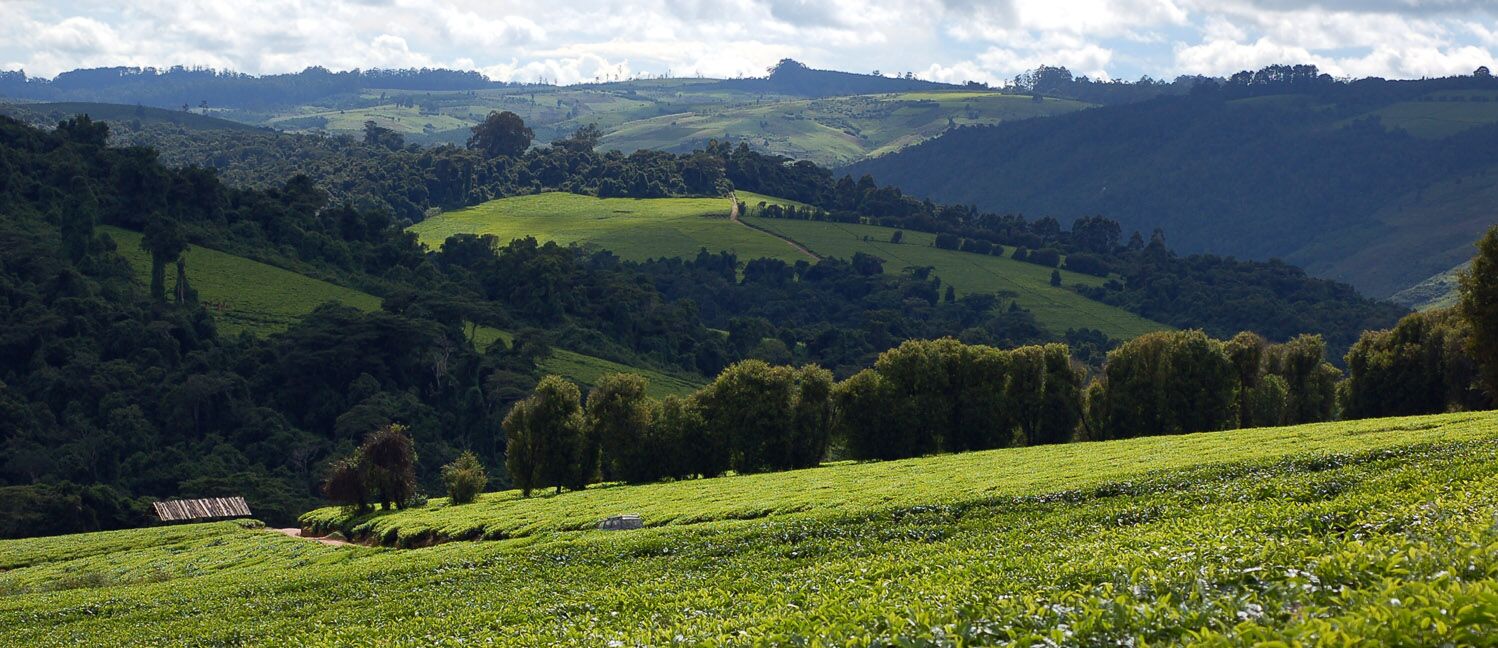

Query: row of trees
left=486, top=327, right=1359, bottom=497
left=501, top=364, right=834, bottom=496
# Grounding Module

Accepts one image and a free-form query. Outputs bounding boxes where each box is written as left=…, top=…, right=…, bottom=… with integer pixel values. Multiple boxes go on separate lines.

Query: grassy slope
left=230, top=84, right=1090, bottom=165
left=1352, top=91, right=1498, bottom=138
left=301, top=410, right=1495, bottom=544
left=414, top=193, right=1164, bottom=339
left=736, top=201, right=1167, bottom=339
left=103, top=227, right=698, bottom=397
left=104, top=226, right=380, bottom=336
left=409, top=192, right=803, bottom=262
left=602, top=91, right=1092, bottom=166
left=3, top=411, right=1495, bottom=644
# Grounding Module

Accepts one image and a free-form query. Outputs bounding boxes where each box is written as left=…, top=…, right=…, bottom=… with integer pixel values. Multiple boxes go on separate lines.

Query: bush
left=440, top=451, right=488, bottom=505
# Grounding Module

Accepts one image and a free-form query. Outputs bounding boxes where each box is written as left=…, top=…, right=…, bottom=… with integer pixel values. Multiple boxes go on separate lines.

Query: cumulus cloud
left=0, top=0, right=1492, bottom=83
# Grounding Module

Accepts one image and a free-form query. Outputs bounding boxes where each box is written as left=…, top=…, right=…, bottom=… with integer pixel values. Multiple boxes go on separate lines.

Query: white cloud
left=0, top=0, right=1493, bottom=83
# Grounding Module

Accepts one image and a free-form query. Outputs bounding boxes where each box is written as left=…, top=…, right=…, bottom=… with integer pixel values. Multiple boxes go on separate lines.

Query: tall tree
left=1461, top=225, right=1498, bottom=397
left=140, top=214, right=187, bottom=302
left=502, top=400, right=537, bottom=496
left=60, top=176, right=97, bottom=264
left=529, top=376, right=589, bottom=494
left=362, top=423, right=418, bottom=510
left=586, top=373, right=656, bottom=483
left=468, top=111, right=533, bottom=159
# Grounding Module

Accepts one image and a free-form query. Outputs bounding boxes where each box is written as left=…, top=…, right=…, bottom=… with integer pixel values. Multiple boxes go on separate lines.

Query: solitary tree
left=1461, top=225, right=1498, bottom=397
left=362, top=423, right=418, bottom=510
left=468, top=111, right=533, bottom=158
left=61, top=176, right=97, bottom=264
left=140, top=215, right=187, bottom=302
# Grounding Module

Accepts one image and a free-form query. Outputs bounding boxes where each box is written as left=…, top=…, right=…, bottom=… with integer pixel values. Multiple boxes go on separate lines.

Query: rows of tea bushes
left=5, top=413, right=1495, bottom=644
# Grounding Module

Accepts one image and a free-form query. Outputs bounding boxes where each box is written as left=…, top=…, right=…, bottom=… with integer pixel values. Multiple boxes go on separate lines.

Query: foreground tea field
left=3, top=411, right=1495, bottom=645
left=104, top=227, right=699, bottom=397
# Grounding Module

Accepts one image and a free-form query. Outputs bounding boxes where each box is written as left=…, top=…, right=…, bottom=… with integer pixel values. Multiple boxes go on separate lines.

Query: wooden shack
left=152, top=496, right=252, bottom=522
left=598, top=514, right=642, bottom=531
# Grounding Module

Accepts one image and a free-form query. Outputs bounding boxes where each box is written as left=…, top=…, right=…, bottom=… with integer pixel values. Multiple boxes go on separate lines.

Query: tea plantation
left=2, top=411, right=1494, bottom=645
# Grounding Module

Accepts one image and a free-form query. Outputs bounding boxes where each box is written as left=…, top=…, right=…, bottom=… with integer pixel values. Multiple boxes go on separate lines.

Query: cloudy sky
left=3, top=0, right=1495, bottom=85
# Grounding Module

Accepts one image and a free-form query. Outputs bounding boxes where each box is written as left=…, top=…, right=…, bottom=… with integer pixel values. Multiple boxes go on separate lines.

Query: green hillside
left=104, top=226, right=381, bottom=336
left=171, top=83, right=1089, bottom=165
left=739, top=208, right=1167, bottom=339
left=409, top=192, right=809, bottom=262
left=4, top=410, right=1495, bottom=644
left=1352, top=91, right=1498, bottom=138
left=603, top=91, right=1091, bottom=166
left=412, top=192, right=1165, bottom=339
left=103, top=227, right=699, bottom=397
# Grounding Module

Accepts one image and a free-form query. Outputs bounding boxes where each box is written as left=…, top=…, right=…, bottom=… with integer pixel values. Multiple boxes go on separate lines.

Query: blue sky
left=3, top=1, right=1495, bottom=84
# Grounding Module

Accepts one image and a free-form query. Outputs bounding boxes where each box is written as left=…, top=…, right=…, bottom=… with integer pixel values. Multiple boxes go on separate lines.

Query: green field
left=413, top=192, right=1164, bottom=339
left=3, top=411, right=1495, bottom=644
left=103, top=227, right=699, bottom=397
left=738, top=208, right=1168, bottom=338
left=207, top=82, right=1091, bottom=164
left=409, top=192, right=809, bottom=262
left=104, top=226, right=381, bottom=336
left=1353, top=91, right=1498, bottom=138
left=602, top=91, right=1092, bottom=165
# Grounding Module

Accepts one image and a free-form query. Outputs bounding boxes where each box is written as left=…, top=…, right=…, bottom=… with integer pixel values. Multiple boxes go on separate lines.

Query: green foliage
left=467, top=110, right=532, bottom=158
left=505, top=376, right=590, bottom=496
left=741, top=213, right=1166, bottom=339
left=1460, top=225, right=1498, bottom=397
left=1344, top=308, right=1491, bottom=418
left=440, top=452, right=488, bottom=505
left=1098, top=330, right=1239, bottom=439
left=585, top=373, right=656, bottom=483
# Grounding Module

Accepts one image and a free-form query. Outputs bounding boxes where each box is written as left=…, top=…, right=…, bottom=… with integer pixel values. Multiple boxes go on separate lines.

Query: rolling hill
left=3, top=410, right=1494, bottom=644
left=410, top=192, right=1168, bottom=339
left=103, top=226, right=701, bottom=397
left=2, top=61, right=1090, bottom=166
left=846, top=78, right=1498, bottom=300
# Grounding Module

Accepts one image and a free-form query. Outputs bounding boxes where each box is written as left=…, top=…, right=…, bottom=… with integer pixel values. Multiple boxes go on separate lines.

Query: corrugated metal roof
left=152, top=497, right=252, bottom=521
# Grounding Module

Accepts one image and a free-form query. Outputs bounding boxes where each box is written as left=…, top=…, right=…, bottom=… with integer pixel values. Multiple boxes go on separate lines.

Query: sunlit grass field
left=3, top=410, right=1494, bottom=645
left=601, top=91, right=1092, bottom=165
left=104, top=227, right=699, bottom=397
left=104, top=226, right=381, bottom=336
left=408, top=192, right=807, bottom=262
left=413, top=192, right=1163, bottom=338
left=738, top=211, right=1168, bottom=338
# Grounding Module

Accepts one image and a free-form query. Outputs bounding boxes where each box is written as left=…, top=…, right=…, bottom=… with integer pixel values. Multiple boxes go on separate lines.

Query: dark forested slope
left=847, top=67, right=1498, bottom=298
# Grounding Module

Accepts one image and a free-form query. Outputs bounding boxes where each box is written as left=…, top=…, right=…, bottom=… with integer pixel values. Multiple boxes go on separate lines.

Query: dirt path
left=273, top=527, right=356, bottom=547
left=729, top=193, right=820, bottom=261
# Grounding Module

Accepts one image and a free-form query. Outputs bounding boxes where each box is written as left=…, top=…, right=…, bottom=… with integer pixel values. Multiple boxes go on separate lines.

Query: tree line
left=398, top=296, right=1498, bottom=508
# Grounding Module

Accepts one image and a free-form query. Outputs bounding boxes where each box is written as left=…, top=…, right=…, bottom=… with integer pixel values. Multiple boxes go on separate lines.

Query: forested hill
left=846, top=66, right=1498, bottom=298
left=711, top=59, right=960, bottom=97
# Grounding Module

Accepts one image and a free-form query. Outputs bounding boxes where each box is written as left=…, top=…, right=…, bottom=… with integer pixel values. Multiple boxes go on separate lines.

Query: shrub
left=440, top=451, right=488, bottom=505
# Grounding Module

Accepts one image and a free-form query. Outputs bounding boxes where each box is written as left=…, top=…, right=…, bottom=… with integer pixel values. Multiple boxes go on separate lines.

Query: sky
left=2, top=0, right=1496, bottom=85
